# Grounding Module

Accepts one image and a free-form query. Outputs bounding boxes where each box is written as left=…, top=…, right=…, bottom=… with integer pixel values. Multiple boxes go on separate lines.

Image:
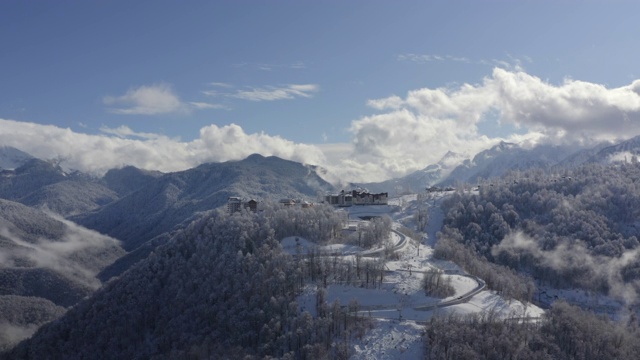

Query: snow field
left=286, top=193, right=545, bottom=359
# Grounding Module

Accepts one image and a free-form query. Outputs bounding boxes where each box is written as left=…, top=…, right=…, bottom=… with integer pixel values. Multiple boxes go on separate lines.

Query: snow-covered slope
left=588, top=135, right=640, bottom=164
left=555, top=136, right=640, bottom=169
left=74, top=154, right=335, bottom=252
left=440, top=142, right=582, bottom=185
left=0, top=146, right=33, bottom=170
left=363, top=141, right=598, bottom=192
left=0, top=158, right=120, bottom=216
left=360, top=151, right=468, bottom=194
left=0, top=199, right=125, bottom=349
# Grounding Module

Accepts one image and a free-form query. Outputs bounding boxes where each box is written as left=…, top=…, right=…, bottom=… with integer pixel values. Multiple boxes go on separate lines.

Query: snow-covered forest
left=424, top=301, right=640, bottom=359
left=4, top=205, right=377, bottom=359
left=438, top=162, right=640, bottom=307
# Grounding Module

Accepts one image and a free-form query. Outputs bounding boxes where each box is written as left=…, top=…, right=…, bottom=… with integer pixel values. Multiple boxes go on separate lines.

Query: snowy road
left=360, top=229, right=408, bottom=257
left=412, top=274, right=486, bottom=311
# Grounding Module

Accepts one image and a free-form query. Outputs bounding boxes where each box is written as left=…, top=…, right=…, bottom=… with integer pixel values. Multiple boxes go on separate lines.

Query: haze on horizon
left=2, top=1, right=640, bottom=183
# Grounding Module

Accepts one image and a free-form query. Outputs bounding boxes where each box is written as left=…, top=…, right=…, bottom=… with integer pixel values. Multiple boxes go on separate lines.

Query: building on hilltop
left=244, top=199, right=258, bottom=212
left=227, top=197, right=242, bottom=214
left=228, top=197, right=258, bottom=214
left=279, top=198, right=296, bottom=207
left=351, top=190, right=388, bottom=205
left=324, top=190, right=388, bottom=206
left=323, top=190, right=353, bottom=207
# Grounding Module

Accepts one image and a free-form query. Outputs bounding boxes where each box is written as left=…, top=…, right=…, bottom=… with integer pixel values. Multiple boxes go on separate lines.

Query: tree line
left=424, top=301, right=640, bottom=359
left=439, top=162, right=640, bottom=301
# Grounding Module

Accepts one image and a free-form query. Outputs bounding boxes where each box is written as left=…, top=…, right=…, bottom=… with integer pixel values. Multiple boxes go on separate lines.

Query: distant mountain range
left=72, top=153, right=334, bottom=252
left=437, top=141, right=581, bottom=186
left=361, top=136, right=640, bottom=192
left=358, top=151, right=468, bottom=194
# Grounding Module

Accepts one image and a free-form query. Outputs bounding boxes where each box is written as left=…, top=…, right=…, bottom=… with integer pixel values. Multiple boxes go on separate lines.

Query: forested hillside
left=0, top=158, right=121, bottom=217
left=437, top=162, right=640, bottom=306
left=73, top=154, right=334, bottom=252
left=0, top=296, right=64, bottom=352
left=4, top=206, right=370, bottom=359
left=424, top=301, right=640, bottom=359
left=0, top=199, right=125, bottom=350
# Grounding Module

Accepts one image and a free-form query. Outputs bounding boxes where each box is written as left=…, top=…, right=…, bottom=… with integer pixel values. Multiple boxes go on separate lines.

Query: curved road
left=353, top=227, right=487, bottom=314
left=360, top=228, right=408, bottom=257
left=293, top=215, right=488, bottom=316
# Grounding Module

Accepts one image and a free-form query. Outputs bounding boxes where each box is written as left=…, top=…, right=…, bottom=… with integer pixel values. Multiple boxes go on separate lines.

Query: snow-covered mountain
left=0, top=146, right=33, bottom=170
left=359, top=151, right=468, bottom=194
left=101, top=166, right=163, bottom=197
left=74, top=154, right=335, bottom=252
left=438, top=142, right=584, bottom=186
left=553, top=136, right=640, bottom=170
left=0, top=158, right=119, bottom=216
left=587, top=135, right=640, bottom=164
left=359, top=139, right=624, bottom=193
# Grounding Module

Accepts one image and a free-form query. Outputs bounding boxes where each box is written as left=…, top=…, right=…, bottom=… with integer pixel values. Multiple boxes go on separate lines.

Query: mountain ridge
left=73, top=154, right=335, bottom=252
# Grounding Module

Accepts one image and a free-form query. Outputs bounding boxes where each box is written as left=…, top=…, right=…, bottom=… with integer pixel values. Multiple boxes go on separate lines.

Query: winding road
left=294, top=203, right=490, bottom=318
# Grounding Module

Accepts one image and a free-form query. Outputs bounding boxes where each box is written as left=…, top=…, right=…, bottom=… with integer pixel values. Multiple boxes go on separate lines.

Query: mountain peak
left=244, top=153, right=266, bottom=162
left=0, top=146, right=34, bottom=170
left=496, top=141, right=516, bottom=151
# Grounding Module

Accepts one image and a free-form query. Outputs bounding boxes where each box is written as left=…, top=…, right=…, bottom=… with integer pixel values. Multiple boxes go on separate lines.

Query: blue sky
left=2, top=1, right=640, bottom=182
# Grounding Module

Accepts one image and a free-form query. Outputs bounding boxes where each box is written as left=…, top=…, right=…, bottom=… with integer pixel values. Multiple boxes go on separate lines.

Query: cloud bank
left=345, top=68, right=640, bottom=181
left=0, top=119, right=326, bottom=176
left=3, top=68, right=640, bottom=183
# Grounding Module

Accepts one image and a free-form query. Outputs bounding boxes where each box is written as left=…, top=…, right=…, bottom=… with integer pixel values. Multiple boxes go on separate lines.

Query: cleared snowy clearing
left=281, top=236, right=366, bottom=255
left=286, top=192, right=544, bottom=359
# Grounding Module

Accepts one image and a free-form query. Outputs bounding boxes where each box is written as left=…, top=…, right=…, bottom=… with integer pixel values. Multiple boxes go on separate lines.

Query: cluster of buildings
left=323, top=190, right=388, bottom=207
left=227, top=197, right=258, bottom=214
left=227, top=197, right=313, bottom=214
left=278, top=198, right=313, bottom=208
left=227, top=189, right=388, bottom=214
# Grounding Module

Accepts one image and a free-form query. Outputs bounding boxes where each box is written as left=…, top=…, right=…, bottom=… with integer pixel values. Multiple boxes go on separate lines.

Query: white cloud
left=104, top=83, right=188, bottom=115
left=345, top=68, right=640, bottom=181
left=229, top=84, right=319, bottom=101
left=399, top=53, right=528, bottom=70
left=397, top=53, right=470, bottom=64
left=231, top=61, right=307, bottom=71
left=99, top=125, right=167, bottom=140
left=0, top=119, right=326, bottom=176
left=191, top=123, right=326, bottom=166
left=489, top=68, right=640, bottom=140
left=104, top=84, right=225, bottom=115
left=189, top=101, right=228, bottom=110
left=209, top=82, right=233, bottom=88
left=367, top=95, right=404, bottom=110
left=291, top=61, right=306, bottom=69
